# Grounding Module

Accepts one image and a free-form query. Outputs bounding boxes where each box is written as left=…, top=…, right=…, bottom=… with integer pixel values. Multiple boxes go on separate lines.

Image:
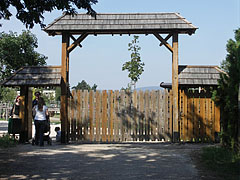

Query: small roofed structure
left=1, top=66, right=62, bottom=87
left=1, top=66, right=61, bottom=143
left=160, top=65, right=224, bottom=89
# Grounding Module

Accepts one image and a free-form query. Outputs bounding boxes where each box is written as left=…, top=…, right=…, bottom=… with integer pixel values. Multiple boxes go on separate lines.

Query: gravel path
left=0, top=142, right=219, bottom=180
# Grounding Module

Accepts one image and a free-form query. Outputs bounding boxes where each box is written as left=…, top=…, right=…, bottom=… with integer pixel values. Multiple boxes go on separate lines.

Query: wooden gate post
left=19, top=86, right=31, bottom=143
left=172, top=33, right=179, bottom=142
left=61, top=33, right=70, bottom=143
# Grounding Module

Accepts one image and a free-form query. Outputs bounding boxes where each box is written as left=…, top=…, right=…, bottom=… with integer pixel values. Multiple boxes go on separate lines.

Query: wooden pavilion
left=1, top=66, right=61, bottom=142
left=44, top=12, right=198, bottom=143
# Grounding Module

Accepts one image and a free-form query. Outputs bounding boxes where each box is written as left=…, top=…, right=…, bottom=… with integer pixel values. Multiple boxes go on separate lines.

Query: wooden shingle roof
left=44, top=13, right=197, bottom=35
left=1, top=66, right=61, bottom=87
left=160, top=65, right=225, bottom=88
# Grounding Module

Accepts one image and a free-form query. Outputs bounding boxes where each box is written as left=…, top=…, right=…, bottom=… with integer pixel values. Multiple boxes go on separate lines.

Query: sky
left=1, top=0, right=240, bottom=90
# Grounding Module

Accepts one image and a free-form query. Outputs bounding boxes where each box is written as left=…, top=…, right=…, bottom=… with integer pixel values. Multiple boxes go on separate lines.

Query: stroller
left=32, top=117, right=52, bottom=146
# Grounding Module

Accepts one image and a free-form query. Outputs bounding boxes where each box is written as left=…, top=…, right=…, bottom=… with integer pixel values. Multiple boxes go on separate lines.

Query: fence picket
left=67, top=89, right=220, bottom=143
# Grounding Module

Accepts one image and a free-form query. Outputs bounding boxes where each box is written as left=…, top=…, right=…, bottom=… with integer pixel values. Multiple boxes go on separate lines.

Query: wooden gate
left=68, top=89, right=220, bottom=142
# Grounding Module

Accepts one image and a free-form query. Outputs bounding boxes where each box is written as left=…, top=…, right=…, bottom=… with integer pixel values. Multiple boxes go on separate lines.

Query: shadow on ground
left=0, top=142, right=221, bottom=180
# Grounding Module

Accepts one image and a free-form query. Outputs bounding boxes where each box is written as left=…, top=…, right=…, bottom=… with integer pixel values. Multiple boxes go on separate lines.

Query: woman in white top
left=33, top=97, right=48, bottom=146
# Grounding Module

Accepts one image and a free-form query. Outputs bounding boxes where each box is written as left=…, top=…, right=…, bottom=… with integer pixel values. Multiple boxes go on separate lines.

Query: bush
left=201, top=146, right=240, bottom=179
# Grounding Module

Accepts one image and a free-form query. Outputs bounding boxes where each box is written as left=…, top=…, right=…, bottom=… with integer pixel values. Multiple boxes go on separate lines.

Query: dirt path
left=0, top=142, right=222, bottom=180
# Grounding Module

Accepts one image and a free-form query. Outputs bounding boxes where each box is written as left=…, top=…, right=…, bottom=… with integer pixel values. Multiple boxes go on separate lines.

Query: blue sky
left=1, top=0, right=239, bottom=90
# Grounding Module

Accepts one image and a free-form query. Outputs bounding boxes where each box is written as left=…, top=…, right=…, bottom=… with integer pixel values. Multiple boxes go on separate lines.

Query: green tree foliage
left=122, top=35, right=145, bottom=90
left=0, top=30, right=47, bottom=80
left=0, top=0, right=98, bottom=28
left=0, top=87, right=17, bottom=103
left=213, top=28, right=240, bottom=151
left=72, top=80, right=97, bottom=91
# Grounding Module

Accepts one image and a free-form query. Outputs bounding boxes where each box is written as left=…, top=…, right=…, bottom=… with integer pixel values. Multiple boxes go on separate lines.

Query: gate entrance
left=44, top=13, right=198, bottom=143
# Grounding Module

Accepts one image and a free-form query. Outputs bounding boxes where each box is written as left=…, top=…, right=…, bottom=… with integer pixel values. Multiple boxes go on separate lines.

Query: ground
left=0, top=121, right=224, bottom=180
left=0, top=142, right=224, bottom=180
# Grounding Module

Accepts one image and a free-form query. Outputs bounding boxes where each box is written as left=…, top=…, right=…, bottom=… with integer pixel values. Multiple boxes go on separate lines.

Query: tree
left=72, top=80, right=97, bottom=91
left=0, top=86, right=17, bottom=103
left=213, top=28, right=240, bottom=151
left=0, top=30, right=47, bottom=80
left=0, top=0, right=98, bottom=28
left=122, top=35, right=145, bottom=90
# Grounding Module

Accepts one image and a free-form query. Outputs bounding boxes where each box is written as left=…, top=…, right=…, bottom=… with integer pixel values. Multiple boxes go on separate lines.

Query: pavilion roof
left=160, top=65, right=225, bottom=88
left=44, top=13, right=197, bottom=36
left=1, top=66, right=61, bottom=87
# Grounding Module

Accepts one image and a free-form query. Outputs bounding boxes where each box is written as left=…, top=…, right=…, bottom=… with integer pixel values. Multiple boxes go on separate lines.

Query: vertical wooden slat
left=89, top=90, right=94, bottom=141
left=83, top=90, right=88, bottom=140
left=200, top=97, right=205, bottom=142
left=95, top=91, right=100, bottom=141
left=188, top=97, right=194, bottom=141
left=77, top=90, right=82, bottom=140
left=144, top=91, right=150, bottom=141
left=139, top=91, right=144, bottom=141
left=101, top=90, right=107, bottom=142
left=114, top=91, right=119, bottom=142
left=133, top=90, right=138, bottom=141
left=71, top=90, right=76, bottom=141
left=215, top=104, right=220, bottom=135
left=206, top=98, right=211, bottom=141
left=109, top=90, right=114, bottom=142
left=183, top=90, right=188, bottom=141
left=211, top=100, right=215, bottom=141
left=120, top=90, right=125, bottom=141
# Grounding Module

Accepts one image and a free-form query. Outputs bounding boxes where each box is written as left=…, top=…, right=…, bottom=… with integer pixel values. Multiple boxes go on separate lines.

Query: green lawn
left=200, top=146, right=240, bottom=180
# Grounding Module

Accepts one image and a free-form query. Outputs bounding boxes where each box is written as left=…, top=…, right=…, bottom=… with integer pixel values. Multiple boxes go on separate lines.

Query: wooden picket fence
left=68, top=89, right=220, bottom=142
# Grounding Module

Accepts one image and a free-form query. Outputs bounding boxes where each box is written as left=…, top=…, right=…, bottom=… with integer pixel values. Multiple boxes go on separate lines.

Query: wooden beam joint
left=67, top=33, right=88, bottom=53
left=153, top=33, right=173, bottom=53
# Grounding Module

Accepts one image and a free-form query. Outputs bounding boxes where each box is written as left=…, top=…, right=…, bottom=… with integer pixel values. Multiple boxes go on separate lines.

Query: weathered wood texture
left=44, top=13, right=197, bottom=35
left=179, top=90, right=220, bottom=142
left=1, top=66, right=61, bottom=87
left=178, top=65, right=223, bottom=86
left=68, top=89, right=220, bottom=142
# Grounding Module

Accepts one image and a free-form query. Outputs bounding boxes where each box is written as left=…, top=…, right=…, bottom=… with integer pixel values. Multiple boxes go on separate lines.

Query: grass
left=201, top=146, right=240, bottom=180
left=0, top=134, right=17, bottom=148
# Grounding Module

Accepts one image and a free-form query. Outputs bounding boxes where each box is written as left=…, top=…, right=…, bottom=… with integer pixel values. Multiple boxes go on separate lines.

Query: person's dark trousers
left=34, top=120, right=47, bottom=146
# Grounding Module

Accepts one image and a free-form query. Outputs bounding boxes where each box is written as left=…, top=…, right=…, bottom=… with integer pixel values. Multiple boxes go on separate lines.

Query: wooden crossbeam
left=153, top=33, right=173, bottom=53
left=70, top=35, right=82, bottom=48
left=160, top=34, right=172, bottom=46
left=67, top=33, right=88, bottom=53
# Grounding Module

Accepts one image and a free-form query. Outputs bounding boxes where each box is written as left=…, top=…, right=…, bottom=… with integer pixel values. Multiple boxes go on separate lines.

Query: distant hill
left=136, top=86, right=162, bottom=91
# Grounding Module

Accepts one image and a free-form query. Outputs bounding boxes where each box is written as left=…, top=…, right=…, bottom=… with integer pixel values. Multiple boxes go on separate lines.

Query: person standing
left=33, top=97, right=48, bottom=146
left=32, top=91, right=41, bottom=108
left=10, top=96, right=20, bottom=119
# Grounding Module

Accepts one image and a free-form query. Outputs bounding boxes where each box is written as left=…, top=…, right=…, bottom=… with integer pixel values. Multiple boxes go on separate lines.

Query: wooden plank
left=144, top=91, right=150, bottom=141
left=77, top=90, right=82, bottom=140
left=71, top=90, right=76, bottom=141
left=120, top=90, right=125, bottom=141
left=183, top=90, right=188, bottom=141
left=102, top=90, right=107, bottom=142
left=89, top=90, right=94, bottom=141
left=215, top=104, right=220, bottom=134
left=172, top=33, right=179, bottom=142
left=169, top=90, right=173, bottom=141
left=206, top=98, right=211, bottom=141
left=60, top=33, right=69, bottom=143
left=179, top=90, right=183, bottom=141
left=114, top=91, right=120, bottom=142
left=95, top=91, right=100, bottom=142
left=164, top=89, right=170, bottom=141
left=139, top=91, right=144, bottom=141
left=188, top=97, right=194, bottom=141
left=199, top=97, right=205, bottom=142
left=109, top=90, right=114, bottom=142
left=133, top=90, right=138, bottom=141
left=83, top=90, right=88, bottom=140
left=158, top=90, right=165, bottom=141
left=211, top=100, right=215, bottom=141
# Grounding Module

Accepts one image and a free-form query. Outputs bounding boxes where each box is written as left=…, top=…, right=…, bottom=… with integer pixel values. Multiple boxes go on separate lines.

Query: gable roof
left=44, top=13, right=197, bottom=35
left=160, top=65, right=225, bottom=88
left=1, top=66, right=61, bottom=87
